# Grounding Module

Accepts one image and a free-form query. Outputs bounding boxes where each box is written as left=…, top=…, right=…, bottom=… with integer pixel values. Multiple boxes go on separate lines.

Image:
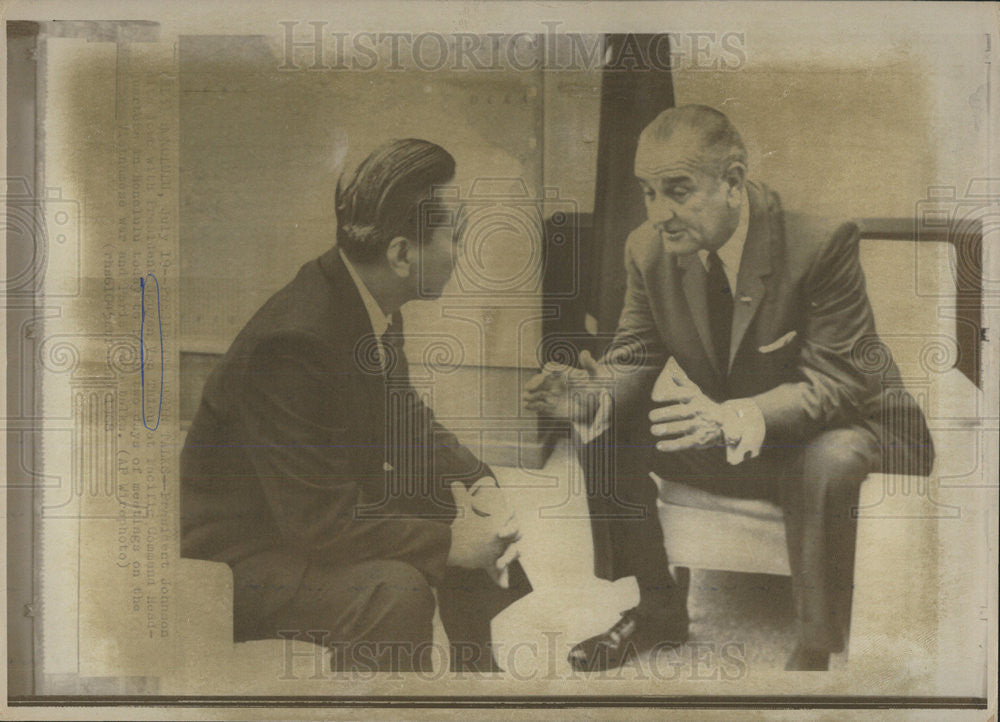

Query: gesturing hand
left=522, top=350, right=606, bottom=424
left=648, top=357, right=729, bottom=453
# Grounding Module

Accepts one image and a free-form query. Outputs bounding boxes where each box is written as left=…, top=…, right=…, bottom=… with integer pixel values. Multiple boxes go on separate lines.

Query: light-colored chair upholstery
left=161, top=558, right=333, bottom=694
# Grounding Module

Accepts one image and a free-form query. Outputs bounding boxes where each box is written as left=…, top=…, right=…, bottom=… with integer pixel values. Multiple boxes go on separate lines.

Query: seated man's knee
left=801, top=427, right=878, bottom=492
left=371, top=560, right=436, bottom=624
left=332, top=561, right=436, bottom=672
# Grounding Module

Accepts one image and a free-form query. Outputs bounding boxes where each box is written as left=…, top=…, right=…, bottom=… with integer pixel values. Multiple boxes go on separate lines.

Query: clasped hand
left=447, top=478, right=520, bottom=588
left=648, top=357, right=729, bottom=453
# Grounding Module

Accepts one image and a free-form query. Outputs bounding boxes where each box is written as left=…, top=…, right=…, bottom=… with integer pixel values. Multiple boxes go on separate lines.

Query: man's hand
left=448, top=481, right=520, bottom=587
left=469, top=477, right=520, bottom=587
left=469, top=477, right=515, bottom=527
left=522, top=350, right=605, bottom=424
left=648, top=357, right=731, bottom=453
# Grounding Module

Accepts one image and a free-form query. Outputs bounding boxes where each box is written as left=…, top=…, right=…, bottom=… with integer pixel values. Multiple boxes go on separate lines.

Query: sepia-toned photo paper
left=2, top=1, right=998, bottom=718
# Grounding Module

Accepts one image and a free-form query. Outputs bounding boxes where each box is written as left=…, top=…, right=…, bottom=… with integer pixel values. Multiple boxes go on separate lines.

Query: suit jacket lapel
left=317, top=248, right=388, bottom=446
left=677, top=252, right=720, bottom=375
left=728, top=184, right=773, bottom=372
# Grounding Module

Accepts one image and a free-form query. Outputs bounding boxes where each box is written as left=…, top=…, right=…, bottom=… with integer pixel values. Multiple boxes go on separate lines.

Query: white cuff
left=721, top=398, right=766, bottom=465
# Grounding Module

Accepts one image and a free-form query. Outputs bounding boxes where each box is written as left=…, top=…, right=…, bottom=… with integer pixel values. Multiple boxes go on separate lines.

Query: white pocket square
left=758, top=330, right=798, bottom=353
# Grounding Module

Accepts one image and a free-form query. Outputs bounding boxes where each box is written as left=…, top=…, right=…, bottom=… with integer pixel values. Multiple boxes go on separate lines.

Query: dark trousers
left=583, top=424, right=880, bottom=654
left=244, top=559, right=531, bottom=672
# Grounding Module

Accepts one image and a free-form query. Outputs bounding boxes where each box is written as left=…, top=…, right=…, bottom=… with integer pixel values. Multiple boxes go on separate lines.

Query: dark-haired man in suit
left=525, top=105, right=933, bottom=671
left=182, top=138, right=529, bottom=673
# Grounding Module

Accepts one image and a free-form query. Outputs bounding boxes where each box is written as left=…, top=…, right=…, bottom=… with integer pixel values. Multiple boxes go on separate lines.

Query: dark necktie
left=706, top=251, right=734, bottom=371
left=380, top=311, right=407, bottom=380
left=379, top=311, right=428, bottom=496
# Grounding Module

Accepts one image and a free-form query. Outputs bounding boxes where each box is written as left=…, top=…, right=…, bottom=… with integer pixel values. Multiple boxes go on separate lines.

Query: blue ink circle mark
left=139, top=273, right=163, bottom=431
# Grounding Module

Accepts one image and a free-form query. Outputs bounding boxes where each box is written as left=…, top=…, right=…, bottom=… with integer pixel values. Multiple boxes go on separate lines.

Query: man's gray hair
left=640, top=104, right=748, bottom=175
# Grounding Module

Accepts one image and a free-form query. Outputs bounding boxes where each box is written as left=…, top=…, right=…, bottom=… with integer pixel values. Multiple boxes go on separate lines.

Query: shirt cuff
left=721, top=398, right=766, bottom=465
left=572, top=389, right=612, bottom=445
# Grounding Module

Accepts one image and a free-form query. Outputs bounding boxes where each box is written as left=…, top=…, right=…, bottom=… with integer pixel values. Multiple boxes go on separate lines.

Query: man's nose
left=646, top=197, right=677, bottom=226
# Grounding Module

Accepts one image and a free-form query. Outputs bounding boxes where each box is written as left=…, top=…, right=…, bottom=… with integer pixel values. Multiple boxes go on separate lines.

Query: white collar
left=698, top=187, right=750, bottom=293
left=339, top=249, right=393, bottom=338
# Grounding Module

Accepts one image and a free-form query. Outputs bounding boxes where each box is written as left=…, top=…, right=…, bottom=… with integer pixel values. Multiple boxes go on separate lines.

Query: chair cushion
left=657, top=500, right=791, bottom=575
left=651, top=472, right=784, bottom=522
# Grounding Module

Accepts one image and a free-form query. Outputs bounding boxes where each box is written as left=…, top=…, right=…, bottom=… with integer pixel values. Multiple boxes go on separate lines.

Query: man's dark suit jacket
left=181, top=249, right=487, bottom=636
left=603, top=180, right=933, bottom=471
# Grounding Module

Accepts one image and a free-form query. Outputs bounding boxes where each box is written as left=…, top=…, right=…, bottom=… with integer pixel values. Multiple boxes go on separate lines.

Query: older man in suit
left=525, top=105, right=933, bottom=671
left=182, top=139, right=528, bottom=673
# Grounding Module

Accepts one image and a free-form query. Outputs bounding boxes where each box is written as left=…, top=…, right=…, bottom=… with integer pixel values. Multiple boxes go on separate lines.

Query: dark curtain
left=590, top=34, right=676, bottom=340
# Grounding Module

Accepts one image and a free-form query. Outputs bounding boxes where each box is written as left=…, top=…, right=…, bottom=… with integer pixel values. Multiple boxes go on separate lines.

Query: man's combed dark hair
left=335, top=138, right=456, bottom=264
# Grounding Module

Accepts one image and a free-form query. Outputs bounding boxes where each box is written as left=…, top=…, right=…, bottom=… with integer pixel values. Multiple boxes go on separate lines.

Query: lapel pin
left=739, top=295, right=753, bottom=304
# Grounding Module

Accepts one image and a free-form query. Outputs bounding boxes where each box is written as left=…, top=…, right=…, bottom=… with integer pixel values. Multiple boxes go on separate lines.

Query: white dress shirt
left=697, top=186, right=749, bottom=295
left=575, top=188, right=766, bottom=465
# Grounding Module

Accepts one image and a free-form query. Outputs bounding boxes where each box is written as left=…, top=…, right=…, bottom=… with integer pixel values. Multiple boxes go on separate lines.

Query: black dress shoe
left=785, top=643, right=830, bottom=671
left=568, top=606, right=689, bottom=672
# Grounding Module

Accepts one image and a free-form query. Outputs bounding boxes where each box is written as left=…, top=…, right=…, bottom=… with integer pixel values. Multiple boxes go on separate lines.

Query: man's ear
left=722, top=161, right=747, bottom=206
left=385, top=236, right=413, bottom=278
